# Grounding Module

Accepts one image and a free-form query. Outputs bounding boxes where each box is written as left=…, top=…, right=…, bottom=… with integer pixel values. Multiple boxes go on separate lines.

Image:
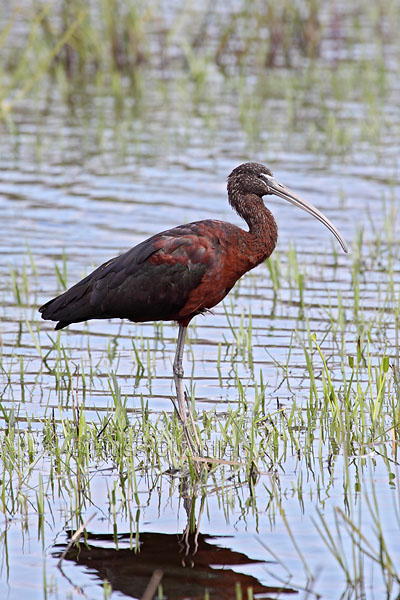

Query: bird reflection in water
left=54, top=527, right=298, bottom=599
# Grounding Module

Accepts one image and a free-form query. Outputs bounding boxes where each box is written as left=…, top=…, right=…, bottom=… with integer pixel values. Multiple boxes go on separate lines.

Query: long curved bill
left=265, top=175, right=348, bottom=253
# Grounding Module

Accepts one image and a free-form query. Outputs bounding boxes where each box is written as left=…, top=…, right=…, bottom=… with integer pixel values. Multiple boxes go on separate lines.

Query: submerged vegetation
left=0, top=1, right=400, bottom=598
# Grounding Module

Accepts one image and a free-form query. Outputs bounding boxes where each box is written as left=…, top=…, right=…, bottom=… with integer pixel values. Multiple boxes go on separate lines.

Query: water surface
left=1, top=2, right=400, bottom=598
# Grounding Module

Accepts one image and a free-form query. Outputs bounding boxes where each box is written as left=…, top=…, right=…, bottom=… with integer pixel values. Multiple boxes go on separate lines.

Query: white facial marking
left=261, top=173, right=274, bottom=183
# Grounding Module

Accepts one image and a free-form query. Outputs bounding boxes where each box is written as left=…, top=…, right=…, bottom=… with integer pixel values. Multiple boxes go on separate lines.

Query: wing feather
left=39, top=221, right=220, bottom=328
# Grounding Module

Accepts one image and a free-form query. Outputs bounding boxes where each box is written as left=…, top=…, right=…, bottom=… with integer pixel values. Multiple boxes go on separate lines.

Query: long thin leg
left=173, top=324, right=201, bottom=453
left=173, top=324, right=187, bottom=422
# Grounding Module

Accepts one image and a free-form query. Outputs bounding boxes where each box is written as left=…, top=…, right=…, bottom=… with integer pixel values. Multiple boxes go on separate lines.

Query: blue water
left=1, top=2, right=400, bottom=598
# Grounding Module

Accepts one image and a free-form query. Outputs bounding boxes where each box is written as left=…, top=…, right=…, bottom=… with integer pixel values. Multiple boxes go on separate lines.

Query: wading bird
left=39, top=163, right=348, bottom=433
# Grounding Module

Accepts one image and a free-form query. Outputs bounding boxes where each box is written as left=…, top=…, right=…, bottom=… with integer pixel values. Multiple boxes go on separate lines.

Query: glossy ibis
left=39, top=162, right=348, bottom=431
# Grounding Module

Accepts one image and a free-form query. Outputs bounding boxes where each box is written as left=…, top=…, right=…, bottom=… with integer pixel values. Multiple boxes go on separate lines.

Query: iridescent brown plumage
left=39, top=162, right=348, bottom=428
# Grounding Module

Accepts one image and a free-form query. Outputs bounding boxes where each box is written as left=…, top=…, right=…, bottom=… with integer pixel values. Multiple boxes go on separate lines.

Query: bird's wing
left=39, top=222, right=219, bottom=327
left=91, top=225, right=218, bottom=322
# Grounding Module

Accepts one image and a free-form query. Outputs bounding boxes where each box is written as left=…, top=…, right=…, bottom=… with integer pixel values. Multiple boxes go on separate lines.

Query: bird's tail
left=39, top=278, right=94, bottom=329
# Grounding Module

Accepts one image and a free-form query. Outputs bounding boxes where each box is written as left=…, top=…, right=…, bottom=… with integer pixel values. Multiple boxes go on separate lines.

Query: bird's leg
left=173, top=325, right=201, bottom=454
left=173, top=324, right=187, bottom=422
left=173, top=324, right=186, bottom=379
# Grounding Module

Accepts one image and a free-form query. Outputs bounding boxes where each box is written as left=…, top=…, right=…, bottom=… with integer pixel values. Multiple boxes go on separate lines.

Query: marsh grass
left=1, top=0, right=325, bottom=94
left=1, top=223, right=399, bottom=583
left=1, top=1, right=399, bottom=163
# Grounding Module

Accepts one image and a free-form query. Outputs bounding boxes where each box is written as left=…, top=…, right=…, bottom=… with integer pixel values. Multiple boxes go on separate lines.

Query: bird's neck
left=230, top=192, right=278, bottom=263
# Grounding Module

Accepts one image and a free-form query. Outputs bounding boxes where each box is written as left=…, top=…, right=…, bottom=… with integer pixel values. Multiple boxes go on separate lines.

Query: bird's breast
left=175, top=221, right=265, bottom=322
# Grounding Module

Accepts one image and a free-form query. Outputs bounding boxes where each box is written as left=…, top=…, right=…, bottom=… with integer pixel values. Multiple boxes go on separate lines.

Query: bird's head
left=227, top=162, right=348, bottom=253
left=227, top=162, right=275, bottom=199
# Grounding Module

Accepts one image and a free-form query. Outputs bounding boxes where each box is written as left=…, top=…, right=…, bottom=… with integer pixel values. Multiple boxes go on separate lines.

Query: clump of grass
left=223, top=301, right=255, bottom=371
left=1, top=0, right=399, bottom=135
left=0, top=5, right=87, bottom=120
left=314, top=480, right=400, bottom=596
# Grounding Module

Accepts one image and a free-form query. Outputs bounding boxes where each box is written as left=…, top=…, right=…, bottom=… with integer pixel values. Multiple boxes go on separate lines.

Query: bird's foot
left=199, top=307, right=214, bottom=316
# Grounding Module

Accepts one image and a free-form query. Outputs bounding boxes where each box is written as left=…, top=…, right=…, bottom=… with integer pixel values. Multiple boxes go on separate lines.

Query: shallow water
left=1, top=2, right=400, bottom=599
